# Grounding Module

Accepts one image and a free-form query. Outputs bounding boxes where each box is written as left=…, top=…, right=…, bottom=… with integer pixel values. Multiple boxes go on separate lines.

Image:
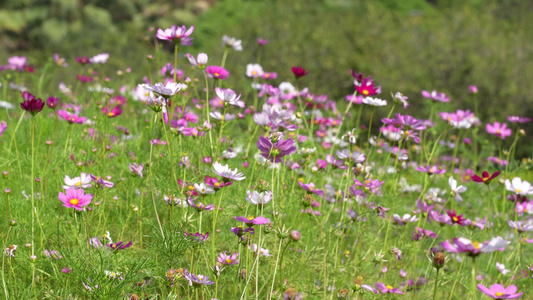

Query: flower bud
left=9, top=219, right=17, bottom=226
left=4, top=188, right=11, bottom=194
left=29, top=255, right=37, bottom=263
left=290, top=230, right=300, bottom=242
left=433, top=252, right=446, bottom=269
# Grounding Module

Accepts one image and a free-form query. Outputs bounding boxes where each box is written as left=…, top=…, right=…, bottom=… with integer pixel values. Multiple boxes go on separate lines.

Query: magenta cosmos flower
left=47, top=97, right=59, bottom=109
left=486, top=122, right=512, bottom=140
left=472, top=170, right=501, bottom=185
left=291, top=66, right=308, bottom=79
left=58, top=188, right=93, bottom=211
left=156, top=25, right=194, bottom=45
left=58, top=110, right=86, bottom=124
left=441, top=236, right=509, bottom=257
left=477, top=283, right=523, bottom=299
left=206, top=66, right=229, bottom=80
left=257, top=136, right=296, bottom=163
left=106, top=241, right=132, bottom=251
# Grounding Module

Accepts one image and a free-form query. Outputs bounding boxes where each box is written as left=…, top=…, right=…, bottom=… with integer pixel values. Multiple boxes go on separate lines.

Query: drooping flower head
left=222, top=35, right=243, bottom=51
left=129, top=163, right=144, bottom=178
left=156, top=25, right=194, bottom=45
left=257, top=135, right=297, bottom=163
left=186, top=53, right=208, bottom=69
left=20, top=91, right=44, bottom=116
left=58, top=187, right=93, bottom=211
left=421, top=90, right=449, bottom=102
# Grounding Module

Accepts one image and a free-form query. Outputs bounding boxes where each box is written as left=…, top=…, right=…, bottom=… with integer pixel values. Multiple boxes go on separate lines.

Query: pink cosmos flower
left=206, top=66, right=229, bottom=80
left=257, top=38, right=268, bottom=45
left=298, top=182, right=325, bottom=197
left=415, top=165, right=446, bottom=175
left=58, top=110, right=86, bottom=124
left=441, top=236, right=510, bottom=257
left=446, top=209, right=467, bottom=226
left=356, top=80, right=381, bottom=96
left=469, top=85, right=478, bottom=93
left=374, top=282, right=404, bottom=294
left=53, top=54, right=68, bottom=67
left=101, top=106, right=122, bottom=118
left=47, top=97, right=59, bottom=109
left=421, top=90, right=449, bottom=102
left=0, top=121, right=7, bottom=136
left=257, top=136, right=296, bottom=163
left=156, top=25, right=194, bottom=45
left=129, top=163, right=144, bottom=178
left=507, top=116, right=531, bottom=123
left=58, top=188, right=93, bottom=211
left=477, top=283, right=523, bottom=299
left=234, top=216, right=270, bottom=226
left=486, top=122, right=512, bottom=140
left=217, top=252, right=239, bottom=265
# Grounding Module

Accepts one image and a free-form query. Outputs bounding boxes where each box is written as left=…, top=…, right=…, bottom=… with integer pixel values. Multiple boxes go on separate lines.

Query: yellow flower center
left=264, top=74, right=269, bottom=78
left=495, top=292, right=504, bottom=297
left=247, top=216, right=255, bottom=220
left=214, top=72, right=220, bottom=77
left=362, top=90, right=369, bottom=95
left=516, top=189, right=521, bottom=193
left=483, top=177, right=489, bottom=182
left=214, top=182, right=221, bottom=187
left=252, top=71, right=257, bottom=75
left=472, top=241, right=480, bottom=249
left=386, top=285, right=393, bottom=290
left=226, top=258, right=233, bottom=264
left=524, top=209, right=528, bottom=213
left=70, top=198, right=79, bottom=205
left=452, top=216, right=458, bottom=222
left=108, top=112, right=115, bottom=117
left=75, top=182, right=81, bottom=187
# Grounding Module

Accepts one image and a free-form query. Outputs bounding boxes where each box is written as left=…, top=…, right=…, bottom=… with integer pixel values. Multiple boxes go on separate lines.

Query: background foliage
left=1, top=0, right=532, bottom=155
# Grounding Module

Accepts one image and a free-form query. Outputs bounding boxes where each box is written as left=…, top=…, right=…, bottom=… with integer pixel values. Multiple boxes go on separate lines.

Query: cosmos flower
left=257, top=136, right=296, bottom=163
left=139, top=82, right=184, bottom=98
left=184, top=269, right=215, bottom=286
left=477, top=283, right=523, bottom=299
left=356, top=80, right=381, bottom=96
left=58, top=110, right=86, bottom=124
left=505, top=177, right=533, bottom=196
left=392, top=214, right=419, bottom=225
left=63, top=173, right=92, bottom=189
left=449, top=176, right=467, bottom=201
left=447, top=209, right=467, bottom=226
left=129, top=163, right=144, bottom=178
left=234, top=216, right=270, bottom=227
left=186, top=53, right=208, bottom=69
left=206, top=66, right=229, bottom=80
left=496, top=262, right=510, bottom=275
left=291, top=66, right=308, bottom=79
left=215, top=87, right=245, bottom=108
left=248, top=243, right=272, bottom=257
left=246, top=64, right=264, bottom=78
left=393, top=92, right=409, bottom=108
left=415, top=165, right=446, bottom=175
left=362, top=97, right=387, bottom=106
left=486, top=122, right=512, bottom=140
left=20, top=91, right=44, bottom=116
left=472, top=171, right=501, bottom=185
left=90, top=175, right=114, bottom=189
left=101, top=106, right=122, bottom=118
left=183, top=231, right=209, bottom=242
left=245, top=190, right=272, bottom=205
left=374, top=282, right=404, bottom=294
left=187, top=198, right=215, bottom=212
left=4, top=245, right=17, bottom=257
left=47, top=97, right=59, bottom=109
left=421, top=90, right=449, bottom=102
left=0, top=121, right=6, bottom=136
left=156, top=25, right=194, bottom=45
left=441, top=237, right=510, bottom=257
left=222, top=35, right=243, bottom=51
left=212, top=162, right=245, bottom=181
left=53, top=54, right=68, bottom=67
left=217, top=252, right=239, bottom=265
left=58, top=187, right=93, bottom=211
left=89, top=53, right=109, bottom=64
left=507, top=116, right=531, bottom=123
left=298, top=181, right=325, bottom=197
left=193, top=183, right=215, bottom=195
left=106, top=241, right=132, bottom=251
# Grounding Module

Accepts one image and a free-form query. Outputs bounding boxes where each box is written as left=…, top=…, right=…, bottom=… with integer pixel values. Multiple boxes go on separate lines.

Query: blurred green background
left=1, top=0, right=532, bottom=156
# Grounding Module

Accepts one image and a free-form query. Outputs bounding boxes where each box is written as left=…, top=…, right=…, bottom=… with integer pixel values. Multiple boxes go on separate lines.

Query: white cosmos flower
left=209, top=111, right=236, bottom=122
left=215, top=87, right=245, bottom=108
left=63, top=173, right=92, bottom=189
left=362, top=97, right=387, bottom=106
left=139, top=82, right=184, bottom=98
left=246, top=190, right=272, bottom=205
left=194, top=183, right=215, bottom=195
left=212, top=162, right=246, bottom=181
left=505, top=177, right=533, bottom=196
left=495, top=262, right=510, bottom=275
left=89, top=53, right=109, bottom=64
left=246, top=64, right=264, bottom=78
left=449, top=176, right=467, bottom=202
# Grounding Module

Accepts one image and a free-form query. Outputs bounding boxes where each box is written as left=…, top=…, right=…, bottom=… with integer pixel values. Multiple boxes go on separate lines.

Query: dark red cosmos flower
left=446, top=209, right=466, bottom=226
left=291, top=66, right=308, bottom=79
left=472, top=171, right=501, bottom=185
left=47, top=97, right=59, bottom=109
left=20, top=91, right=44, bottom=116
left=75, top=57, right=91, bottom=65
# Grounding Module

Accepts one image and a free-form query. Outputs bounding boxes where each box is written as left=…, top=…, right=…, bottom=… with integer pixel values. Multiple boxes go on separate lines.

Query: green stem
left=432, top=268, right=439, bottom=300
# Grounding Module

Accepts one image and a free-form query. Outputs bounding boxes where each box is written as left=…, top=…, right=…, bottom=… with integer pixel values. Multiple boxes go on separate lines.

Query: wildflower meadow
left=1, top=6, right=533, bottom=300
